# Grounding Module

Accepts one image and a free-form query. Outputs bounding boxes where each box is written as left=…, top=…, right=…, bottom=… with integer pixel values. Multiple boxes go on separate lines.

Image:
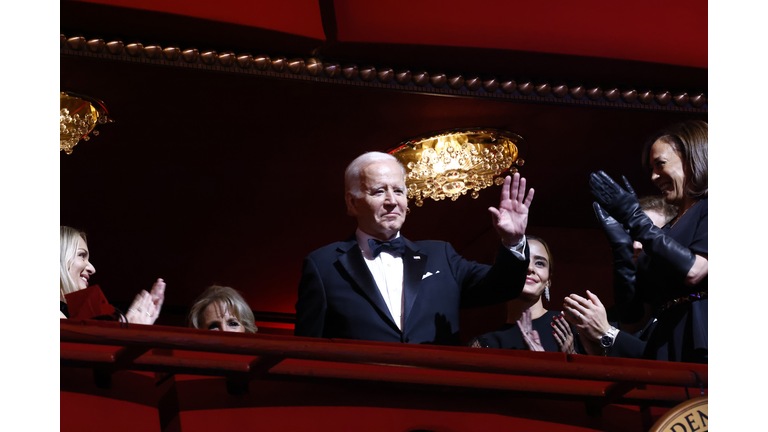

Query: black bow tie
left=368, top=237, right=406, bottom=257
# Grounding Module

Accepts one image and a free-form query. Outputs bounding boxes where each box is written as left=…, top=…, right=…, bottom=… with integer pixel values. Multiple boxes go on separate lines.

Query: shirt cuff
left=506, top=235, right=526, bottom=260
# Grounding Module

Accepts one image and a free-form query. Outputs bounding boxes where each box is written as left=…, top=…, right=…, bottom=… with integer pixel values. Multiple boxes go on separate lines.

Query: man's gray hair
left=344, top=152, right=406, bottom=198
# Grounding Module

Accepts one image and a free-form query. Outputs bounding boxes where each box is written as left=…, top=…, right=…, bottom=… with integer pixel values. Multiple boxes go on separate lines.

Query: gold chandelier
left=60, top=91, right=112, bottom=154
left=390, top=128, right=525, bottom=207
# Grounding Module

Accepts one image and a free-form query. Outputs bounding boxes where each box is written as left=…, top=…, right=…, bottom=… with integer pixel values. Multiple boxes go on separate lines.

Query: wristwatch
left=600, top=326, right=619, bottom=355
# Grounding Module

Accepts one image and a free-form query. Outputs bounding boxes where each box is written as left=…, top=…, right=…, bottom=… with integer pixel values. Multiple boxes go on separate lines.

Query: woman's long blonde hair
left=60, top=226, right=86, bottom=302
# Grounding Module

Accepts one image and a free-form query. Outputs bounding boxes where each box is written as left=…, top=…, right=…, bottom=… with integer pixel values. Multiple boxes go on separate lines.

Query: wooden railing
left=60, top=320, right=707, bottom=432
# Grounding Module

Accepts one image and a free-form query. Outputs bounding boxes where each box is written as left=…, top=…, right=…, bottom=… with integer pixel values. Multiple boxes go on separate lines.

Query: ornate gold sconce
left=390, top=128, right=525, bottom=207
left=60, top=91, right=112, bottom=154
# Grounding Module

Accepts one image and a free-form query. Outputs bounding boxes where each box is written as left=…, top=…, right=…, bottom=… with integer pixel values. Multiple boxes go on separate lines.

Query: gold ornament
left=60, top=92, right=112, bottom=155
left=390, top=128, right=525, bottom=206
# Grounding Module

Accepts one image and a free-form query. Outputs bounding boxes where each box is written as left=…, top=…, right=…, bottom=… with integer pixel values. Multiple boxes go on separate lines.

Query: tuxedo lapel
left=402, top=239, right=428, bottom=326
left=336, top=238, right=398, bottom=327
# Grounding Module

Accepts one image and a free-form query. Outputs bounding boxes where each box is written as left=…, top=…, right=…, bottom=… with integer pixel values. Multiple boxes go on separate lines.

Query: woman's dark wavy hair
left=642, top=120, right=708, bottom=200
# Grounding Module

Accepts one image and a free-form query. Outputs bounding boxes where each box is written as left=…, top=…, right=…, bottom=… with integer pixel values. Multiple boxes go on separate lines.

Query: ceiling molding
left=61, top=34, right=707, bottom=113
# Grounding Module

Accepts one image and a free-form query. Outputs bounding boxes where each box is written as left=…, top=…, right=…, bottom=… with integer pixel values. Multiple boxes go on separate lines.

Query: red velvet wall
left=69, top=0, right=706, bottom=68
left=335, top=0, right=707, bottom=68
left=73, top=0, right=326, bottom=39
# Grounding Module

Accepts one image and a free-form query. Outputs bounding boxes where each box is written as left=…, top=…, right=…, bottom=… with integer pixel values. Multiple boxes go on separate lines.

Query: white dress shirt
left=357, top=229, right=405, bottom=330
left=356, top=228, right=527, bottom=331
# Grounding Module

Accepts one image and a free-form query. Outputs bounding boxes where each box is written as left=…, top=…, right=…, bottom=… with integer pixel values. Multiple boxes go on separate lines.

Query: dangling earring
left=544, top=285, right=550, bottom=301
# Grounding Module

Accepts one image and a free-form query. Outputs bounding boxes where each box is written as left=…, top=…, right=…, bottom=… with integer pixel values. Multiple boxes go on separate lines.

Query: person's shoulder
left=305, top=238, right=357, bottom=259
left=307, top=241, right=350, bottom=255
left=696, top=198, right=708, bottom=215
left=405, top=239, right=460, bottom=255
left=684, top=198, right=707, bottom=224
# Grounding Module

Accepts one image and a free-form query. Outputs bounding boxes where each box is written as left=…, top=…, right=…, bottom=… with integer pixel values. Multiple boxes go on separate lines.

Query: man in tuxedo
left=294, top=152, right=534, bottom=345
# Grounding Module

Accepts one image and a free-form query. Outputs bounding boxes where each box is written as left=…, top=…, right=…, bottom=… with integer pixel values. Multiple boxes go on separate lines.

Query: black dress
left=636, top=198, right=708, bottom=363
left=60, top=301, right=69, bottom=318
left=471, top=310, right=582, bottom=352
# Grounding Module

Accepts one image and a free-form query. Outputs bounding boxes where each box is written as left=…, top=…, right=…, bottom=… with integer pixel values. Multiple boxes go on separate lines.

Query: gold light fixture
left=60, top=91, right=112, bottom=154
left=390, top=128, right=525, bottom=207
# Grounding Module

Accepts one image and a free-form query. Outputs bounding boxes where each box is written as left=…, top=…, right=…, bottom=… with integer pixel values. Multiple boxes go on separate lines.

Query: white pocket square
left=422, top=270, right=440, bottom=280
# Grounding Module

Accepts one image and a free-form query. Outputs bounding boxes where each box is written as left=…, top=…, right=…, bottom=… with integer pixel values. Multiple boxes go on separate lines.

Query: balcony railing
left=61, top=319, right=707, bottom=432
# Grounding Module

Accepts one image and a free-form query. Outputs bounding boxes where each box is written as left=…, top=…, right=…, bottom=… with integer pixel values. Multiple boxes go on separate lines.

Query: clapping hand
left=593, top=202, right=633, bottom=250
left=551, top=314, right=577, bottom=354
left=489, top=173, right=534, bottom=248
left=589, top=171, right=640, bottom=225
left=517, top=308, right=545, bottom=351
left=150, top=278, right=165, bottom=319
left=125, top=278, right=165, bottom=325
left=562, top=290, right=611, bottom=342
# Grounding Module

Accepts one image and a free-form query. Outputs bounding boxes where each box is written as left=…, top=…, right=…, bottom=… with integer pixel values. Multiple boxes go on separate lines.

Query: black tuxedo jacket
left=294, top=235, right=530, bottom=345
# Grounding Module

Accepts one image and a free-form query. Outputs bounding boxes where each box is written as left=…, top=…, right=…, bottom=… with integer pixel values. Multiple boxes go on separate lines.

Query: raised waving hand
left=488, top=173, right=534, bottom=247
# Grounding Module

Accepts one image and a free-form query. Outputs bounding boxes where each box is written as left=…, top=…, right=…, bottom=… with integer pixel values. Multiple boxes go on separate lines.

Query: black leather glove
left=590, top=171, right=695, bottom=279
left=593, top=202, right=644, bottom=323
left=593, top=201, right=633, bottom=252
left=589, top=171, right=640, bottom=223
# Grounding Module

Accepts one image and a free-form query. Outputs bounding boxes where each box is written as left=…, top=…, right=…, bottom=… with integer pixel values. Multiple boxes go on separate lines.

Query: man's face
left=346, top=160, right=407, bottom=240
